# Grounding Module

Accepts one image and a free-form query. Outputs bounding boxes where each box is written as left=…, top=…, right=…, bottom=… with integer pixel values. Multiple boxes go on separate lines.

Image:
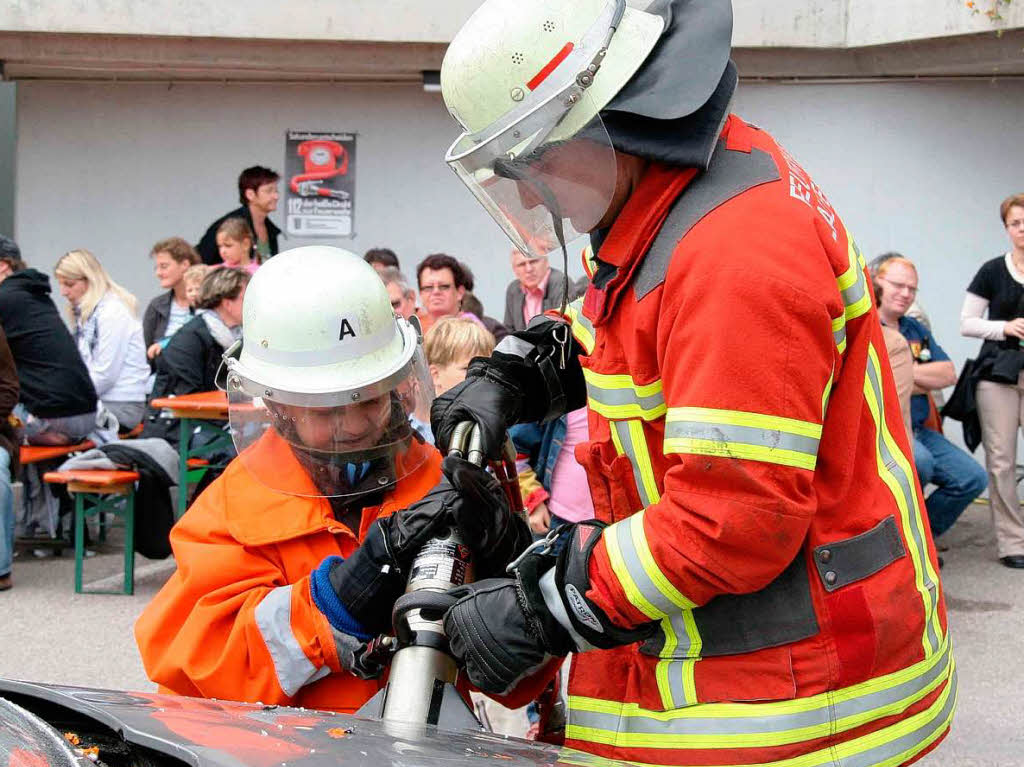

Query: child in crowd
left=216, top=218, right=259, bottom=275
left=183, top=264, right=210, bottom=308
left=417, top=317, right=496, bottom=445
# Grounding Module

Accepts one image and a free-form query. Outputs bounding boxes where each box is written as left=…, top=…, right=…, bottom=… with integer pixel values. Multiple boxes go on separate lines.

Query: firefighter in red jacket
left=432, top=1, right=956, bottom=765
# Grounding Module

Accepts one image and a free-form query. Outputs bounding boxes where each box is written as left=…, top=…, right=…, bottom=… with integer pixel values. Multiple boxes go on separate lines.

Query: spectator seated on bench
left=0, top=236, right=98, bottom=447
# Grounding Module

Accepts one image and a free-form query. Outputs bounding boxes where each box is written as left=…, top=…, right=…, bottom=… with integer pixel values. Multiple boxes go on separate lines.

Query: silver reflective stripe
left=254, top=585, right=330, bottom=697
left=494, top=335, right=535, bottom=359
left=664, top=420, right=819, bottom=457
left=585, top=376, right=666, bottom=420
left=841, top=273, right=868, bottom=311
left=568, top=640, right=953, bottom=751
left=864, top=350, right=941, bottom=654
left=611, top=420, right=659, bottom=508
left=833, top=322, right=847, bottom=351
left=611, top=515, right=692, bottom=619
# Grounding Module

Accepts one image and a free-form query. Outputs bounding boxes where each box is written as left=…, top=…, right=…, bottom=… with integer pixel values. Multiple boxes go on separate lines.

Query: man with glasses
left=503, top=249, right=569, bottom=332
left=415, top=253, right=471, bottom=334
left=876, top=254, right=987, bottom=549
left=378, top=266, right=417, bottom=321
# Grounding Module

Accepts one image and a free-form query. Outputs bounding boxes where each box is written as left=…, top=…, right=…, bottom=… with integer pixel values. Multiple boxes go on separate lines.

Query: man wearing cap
left=430, top=1, right=955, bottom=765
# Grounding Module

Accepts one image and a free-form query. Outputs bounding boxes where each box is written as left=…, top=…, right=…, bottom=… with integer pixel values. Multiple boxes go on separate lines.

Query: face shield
left=223, top=325, right=436, bottom=500
left=444, top=0, right=625, bottom=262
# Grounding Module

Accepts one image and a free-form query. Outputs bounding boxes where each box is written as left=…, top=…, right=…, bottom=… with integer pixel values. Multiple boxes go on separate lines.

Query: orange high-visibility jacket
left=135, top=429, right=441, bottom=714
left=559, top=116, right=954, bottom=767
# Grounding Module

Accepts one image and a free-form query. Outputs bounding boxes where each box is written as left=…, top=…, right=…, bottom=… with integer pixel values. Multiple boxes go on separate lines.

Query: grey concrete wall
left=13, top=78, right=1024, bottom=371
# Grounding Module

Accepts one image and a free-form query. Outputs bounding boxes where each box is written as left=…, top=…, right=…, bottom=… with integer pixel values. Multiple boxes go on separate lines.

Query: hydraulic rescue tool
left=357, top=423, right=526, bottom=729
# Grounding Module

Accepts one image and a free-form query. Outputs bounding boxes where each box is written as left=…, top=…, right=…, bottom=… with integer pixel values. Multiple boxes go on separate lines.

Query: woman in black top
left=960, top=193, right=1024, bottom=568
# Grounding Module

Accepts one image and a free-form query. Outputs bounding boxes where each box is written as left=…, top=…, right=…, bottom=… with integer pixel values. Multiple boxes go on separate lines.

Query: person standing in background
left=961, top=193, right=1024, bottom=569
left=196, top=166, right=281, bottom=266
left=216, top=218, right=259, bottom=274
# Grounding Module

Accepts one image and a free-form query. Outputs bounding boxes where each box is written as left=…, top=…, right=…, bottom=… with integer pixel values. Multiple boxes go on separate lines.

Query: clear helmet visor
left=446, top=92, right=617, bottom=260
left=226, top=348, right=436, bottom=499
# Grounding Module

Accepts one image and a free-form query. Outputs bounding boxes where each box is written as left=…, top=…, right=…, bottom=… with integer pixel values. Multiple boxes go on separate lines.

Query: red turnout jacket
left=558, top=116, right=954, bottom=767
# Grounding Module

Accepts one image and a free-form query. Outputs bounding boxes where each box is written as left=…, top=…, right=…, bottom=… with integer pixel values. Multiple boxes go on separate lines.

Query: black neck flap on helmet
left=601, top=0, right=735, bottom=170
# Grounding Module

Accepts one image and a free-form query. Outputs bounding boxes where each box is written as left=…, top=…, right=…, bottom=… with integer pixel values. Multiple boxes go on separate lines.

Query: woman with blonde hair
left=55, top=249, right=149, bottom=430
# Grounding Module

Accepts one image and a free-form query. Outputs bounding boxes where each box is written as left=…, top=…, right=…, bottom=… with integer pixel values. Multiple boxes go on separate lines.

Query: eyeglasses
left=880, top=277, right=918, bottom=297
left=419, top=283, right=454, bottom=294
left=390, top=299, right=403, bottom=309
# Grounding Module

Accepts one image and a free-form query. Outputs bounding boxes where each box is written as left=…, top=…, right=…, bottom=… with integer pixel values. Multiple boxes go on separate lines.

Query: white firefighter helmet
left=441, top=0, right=664, bottom=259
left=223, top=246, right=435, bottom=498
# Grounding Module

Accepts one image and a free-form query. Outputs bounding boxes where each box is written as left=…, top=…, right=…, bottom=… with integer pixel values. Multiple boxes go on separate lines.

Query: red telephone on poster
left=290, top=140, right=350, bottom=199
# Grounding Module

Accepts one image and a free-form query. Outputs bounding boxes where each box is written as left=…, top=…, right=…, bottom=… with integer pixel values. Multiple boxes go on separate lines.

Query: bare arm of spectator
left=881, top=326, right=913, bottom=441
left=960, top=291, right=1012, bottom=340
left=913, top=360, right=956, bottom=391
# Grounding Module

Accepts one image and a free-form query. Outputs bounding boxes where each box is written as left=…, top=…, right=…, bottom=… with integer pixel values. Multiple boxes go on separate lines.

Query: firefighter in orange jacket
left=135, top=246, right=529, bottom=713
left=432, top=1, right=955, bottom=765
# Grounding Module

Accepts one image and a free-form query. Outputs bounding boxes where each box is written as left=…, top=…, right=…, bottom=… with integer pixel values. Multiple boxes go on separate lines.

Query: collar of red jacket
left=583, top=115, right=744, bottom=324
left=225, top=428, right=442, bottom=546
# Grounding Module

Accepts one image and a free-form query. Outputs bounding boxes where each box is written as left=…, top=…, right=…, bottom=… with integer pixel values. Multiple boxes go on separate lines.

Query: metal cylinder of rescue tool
left=380, top=525, right=474, bottom=723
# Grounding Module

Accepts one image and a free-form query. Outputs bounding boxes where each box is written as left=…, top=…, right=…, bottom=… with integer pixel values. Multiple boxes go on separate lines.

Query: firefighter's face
left=512, top=142, right=643, bottom=234
left=277, top=396, right=391, bottom=452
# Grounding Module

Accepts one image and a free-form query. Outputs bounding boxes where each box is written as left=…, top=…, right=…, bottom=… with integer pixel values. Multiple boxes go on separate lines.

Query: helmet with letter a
left=222, top=245, right=434, bottom=498
left=440, top=0, right=734, bottom=259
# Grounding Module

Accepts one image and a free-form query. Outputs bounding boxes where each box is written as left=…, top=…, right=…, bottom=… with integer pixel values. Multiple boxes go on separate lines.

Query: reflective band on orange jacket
left=135, top=429, right=441, bottom=714
left=559, top=115, right=953, bottom=767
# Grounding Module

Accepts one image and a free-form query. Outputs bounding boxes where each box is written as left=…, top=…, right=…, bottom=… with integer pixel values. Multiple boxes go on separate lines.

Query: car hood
left=0, top=679, right=628, bottom=767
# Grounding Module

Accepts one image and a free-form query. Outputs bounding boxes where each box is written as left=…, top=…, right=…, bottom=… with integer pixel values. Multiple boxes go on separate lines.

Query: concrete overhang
left=0, top=0, right=1020, bottom=83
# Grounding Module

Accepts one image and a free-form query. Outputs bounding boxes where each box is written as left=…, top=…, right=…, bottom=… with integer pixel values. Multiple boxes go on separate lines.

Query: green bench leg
left=74, top=493, right=86, bottom=594
left=123, top=491, right=135, bottom=595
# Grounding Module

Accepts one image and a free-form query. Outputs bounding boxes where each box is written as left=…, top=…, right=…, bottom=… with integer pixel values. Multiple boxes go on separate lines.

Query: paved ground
left=0, top=502, right=1020, bottom=762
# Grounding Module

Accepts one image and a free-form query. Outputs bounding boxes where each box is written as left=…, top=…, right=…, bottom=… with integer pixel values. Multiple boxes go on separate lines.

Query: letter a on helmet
left=222, top=246, right=434, bottom=499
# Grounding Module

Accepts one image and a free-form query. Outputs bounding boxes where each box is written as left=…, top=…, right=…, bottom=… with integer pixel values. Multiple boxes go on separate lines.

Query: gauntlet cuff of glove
left=553, top=522, right=657, bottom=650
left=326, top=522, right=406, bottom=635
left=489, top=318, right=586, bottom=423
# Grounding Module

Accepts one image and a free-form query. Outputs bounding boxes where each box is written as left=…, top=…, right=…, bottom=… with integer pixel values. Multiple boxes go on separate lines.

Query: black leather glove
left=442, top=455, right=532, bottom=580
left=315, top=465, right=532, bottom=636
left=444, top=522, right=655, bottom=694
left=431, top=318, right=587, bottom=459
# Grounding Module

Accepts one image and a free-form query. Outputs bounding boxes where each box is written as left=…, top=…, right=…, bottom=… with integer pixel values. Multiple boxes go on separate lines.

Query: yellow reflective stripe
left=822, top=369, right=834, bottom=419
left=584, top=369, right=666, bottom=421
left=566, top=636, right=954, bottom=753
left=864, top=344, right=942, bottom=655
left=605, top=511, right=697, bottom=622
left=832, top=313, right=847, bottom=354
left=838, top=233, right=872, bottom=322
left=610, top=419, right=661, bottom=508
left=664, top=407, right=822, bottom=471
left=564, top=299, right=596, bottom=355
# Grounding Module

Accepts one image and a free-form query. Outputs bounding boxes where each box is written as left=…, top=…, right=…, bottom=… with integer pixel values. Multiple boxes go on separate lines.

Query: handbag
left=941, top=357, right=983, bottom=452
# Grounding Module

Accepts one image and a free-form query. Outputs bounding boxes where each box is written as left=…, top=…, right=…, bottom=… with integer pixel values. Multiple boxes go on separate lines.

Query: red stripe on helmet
left=526, top=42, right=575, bottom=91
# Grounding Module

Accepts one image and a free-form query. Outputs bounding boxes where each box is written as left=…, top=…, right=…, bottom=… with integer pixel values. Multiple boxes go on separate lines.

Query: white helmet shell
left=441, top=0, right=664, bottom=143
left=227, top=246, right=418, bottom=406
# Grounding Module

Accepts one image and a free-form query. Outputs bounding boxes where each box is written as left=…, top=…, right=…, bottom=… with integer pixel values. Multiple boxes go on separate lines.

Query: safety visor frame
left=221, top=317, right=421, bottom=408
left=444, top=0, right=625, bottom=173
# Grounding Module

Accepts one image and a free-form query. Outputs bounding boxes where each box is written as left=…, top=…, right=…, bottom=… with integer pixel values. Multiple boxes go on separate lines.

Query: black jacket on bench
left=0, top=269, right=97, bottom=419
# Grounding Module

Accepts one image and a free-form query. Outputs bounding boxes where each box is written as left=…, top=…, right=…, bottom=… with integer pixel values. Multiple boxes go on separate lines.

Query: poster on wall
left=283, top=130, right=356, bottom=237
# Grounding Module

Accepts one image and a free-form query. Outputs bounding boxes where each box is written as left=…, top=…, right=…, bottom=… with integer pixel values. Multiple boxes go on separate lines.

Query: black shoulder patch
left=633, top=143, right=781, bottom=301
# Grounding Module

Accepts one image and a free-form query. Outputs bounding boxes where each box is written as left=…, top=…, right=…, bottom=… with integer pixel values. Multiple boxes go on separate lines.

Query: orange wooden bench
left=20, top=441, right=96, bottom=466
left=43, top=469, right=140, bottom=595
